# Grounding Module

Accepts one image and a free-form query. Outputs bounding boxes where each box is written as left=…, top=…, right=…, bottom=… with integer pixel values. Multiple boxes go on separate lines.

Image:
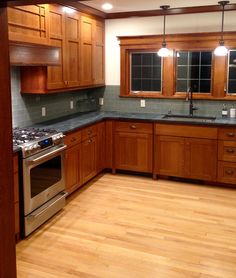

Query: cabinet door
left=65, top=144, right=81, bottom=194
left=80, top=15, right=93, bottom=86
left=47, top=5, right=66, bottom=90
left=81, top=136, right=97, bottom=184
left=115, top=132, right=153, bottom=173
left=97, top=122, right=105, bottom=173
left=93, top=19, right=105, bottom=85
left=155, top=135, right=185, bottom=177
left=65, top=11, right=80, bottom=88
left=185, top=138, right=217, bottom=181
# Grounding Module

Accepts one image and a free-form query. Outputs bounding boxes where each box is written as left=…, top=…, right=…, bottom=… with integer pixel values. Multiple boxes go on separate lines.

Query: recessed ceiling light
left=102, top=3, right=113, bottom=11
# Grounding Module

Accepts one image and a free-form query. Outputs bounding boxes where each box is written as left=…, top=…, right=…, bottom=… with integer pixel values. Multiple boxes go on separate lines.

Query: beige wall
left=105, top=11, right=236, bottom=85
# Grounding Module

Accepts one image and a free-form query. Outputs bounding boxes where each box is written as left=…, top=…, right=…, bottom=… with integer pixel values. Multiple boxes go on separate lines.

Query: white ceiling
left=82, top=0, right=223, bottom=13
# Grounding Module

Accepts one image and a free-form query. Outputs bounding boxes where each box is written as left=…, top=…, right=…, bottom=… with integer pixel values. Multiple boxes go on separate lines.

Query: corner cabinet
left=114, top=121, right=153, bottom=173
left=19, top=5, right=105, bottom=94
left=154, top=124, right=218, bottom=182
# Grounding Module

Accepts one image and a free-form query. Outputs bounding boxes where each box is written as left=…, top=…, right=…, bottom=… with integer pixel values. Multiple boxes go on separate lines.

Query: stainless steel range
left=13, top=127, right=67, bottom=236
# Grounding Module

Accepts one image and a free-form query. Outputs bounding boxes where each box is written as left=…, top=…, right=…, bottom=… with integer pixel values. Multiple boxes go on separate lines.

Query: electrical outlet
left=42, top=107, right=46, bottom=117
left=70, top=100, right=74, bottom=110
left=99, top=97, right=104, bottom=106
left=140, top=99, right=146, bottom=108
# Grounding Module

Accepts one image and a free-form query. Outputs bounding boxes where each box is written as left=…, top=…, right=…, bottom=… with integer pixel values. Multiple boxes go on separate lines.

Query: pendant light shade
left=158, top=5, right=170, bottom=57
left=214, top=1, right=229, bottom=56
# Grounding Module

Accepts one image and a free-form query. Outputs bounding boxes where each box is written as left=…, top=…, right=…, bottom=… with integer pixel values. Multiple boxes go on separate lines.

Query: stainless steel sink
left=162, top=114, right=216, bottom=123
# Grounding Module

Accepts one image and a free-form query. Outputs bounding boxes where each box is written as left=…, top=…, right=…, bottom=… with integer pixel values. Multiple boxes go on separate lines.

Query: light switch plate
left=140, top=99, right=145, bottom=108
left=70, top=100, right=74, bottom=110
left=42, top=107, right=46, bottom=117
left=99, top=97, right=104, bottom=106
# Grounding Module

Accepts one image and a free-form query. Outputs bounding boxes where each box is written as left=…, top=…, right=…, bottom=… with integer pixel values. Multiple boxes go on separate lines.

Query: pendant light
left=214, top=1, right=229, bottom=56
left=158, top=5, right=170, bottom=57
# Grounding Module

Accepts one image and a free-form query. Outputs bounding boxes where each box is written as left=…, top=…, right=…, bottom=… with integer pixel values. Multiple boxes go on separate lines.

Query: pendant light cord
left=219, top=1, right=229, bottom=44
left=160, top=5, right=170, bottom=47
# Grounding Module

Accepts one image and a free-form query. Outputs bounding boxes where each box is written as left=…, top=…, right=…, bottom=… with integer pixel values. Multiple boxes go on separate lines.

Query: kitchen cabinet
left=217, top=127, right=236, bottom=184
left=97, top=122, right=105, bottom=173
left=155, top=124, right=217, bottom=181
left=13, top=154, right=20, bottom=241
left=81, top=125, right=98, bottom=184
left=64, top=130, right=82, bottom=194
left=8, top=4, right=49, bottom=45
left=114, top=121, right=153, bottom=173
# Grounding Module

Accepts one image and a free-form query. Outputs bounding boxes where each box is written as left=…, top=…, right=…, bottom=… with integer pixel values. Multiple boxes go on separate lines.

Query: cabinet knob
left=130, top=125, right=137, bottom=129
left=71, top=137, right=76, bottom=142
left=226, top=132, right=235, bottom=137
left=226, top=148, right=234, bottom=154
left=225, top=169, right=234, bottom=175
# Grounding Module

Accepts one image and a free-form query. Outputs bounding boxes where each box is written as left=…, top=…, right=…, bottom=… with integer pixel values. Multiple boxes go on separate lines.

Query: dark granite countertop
left=13, top=111, right=236, bottom=153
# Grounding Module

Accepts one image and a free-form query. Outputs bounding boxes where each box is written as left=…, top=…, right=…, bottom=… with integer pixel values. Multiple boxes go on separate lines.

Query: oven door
left=23, top=144, right=66, bottom=216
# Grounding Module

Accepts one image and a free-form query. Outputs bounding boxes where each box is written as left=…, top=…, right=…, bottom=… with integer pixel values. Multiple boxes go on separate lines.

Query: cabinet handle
left=226, top=148, right=234, bottom=154
left=71, top=137, right=76, bottom=142
left=130, top=125, right=137, bottom=129
left=226, top=132, right=235, bottom=137
left=225, top=169, right=234, bottom=175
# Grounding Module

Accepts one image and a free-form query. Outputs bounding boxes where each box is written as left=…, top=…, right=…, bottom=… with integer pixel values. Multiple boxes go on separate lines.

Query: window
left=176, top=51, right=212, bottom=93
left=227, top=50, right=236, bottom=94
left=131, top=52, right=162, bottom=93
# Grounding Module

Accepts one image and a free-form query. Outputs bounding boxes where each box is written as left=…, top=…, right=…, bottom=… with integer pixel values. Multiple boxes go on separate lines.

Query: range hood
left=9, top=42, right=60, bottom=66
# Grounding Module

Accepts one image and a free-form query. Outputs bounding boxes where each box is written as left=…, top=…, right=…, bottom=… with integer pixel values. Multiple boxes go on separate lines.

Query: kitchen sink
left=162, top=114, right=216, bottom=123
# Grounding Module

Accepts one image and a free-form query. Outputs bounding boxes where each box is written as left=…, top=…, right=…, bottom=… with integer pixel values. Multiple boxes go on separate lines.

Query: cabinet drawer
left=81, top=125, right=97, bottom=141
left=218, top=161, right=236, bottom=184
left=115, top=121, right=152, bottom=134
left=64, top=130, right=81, bottom=147
left=218, top=141, right=236, bottom=162
left=218, top=128, right=236, bottom=140
left=155, top=124, right=217, bottom=139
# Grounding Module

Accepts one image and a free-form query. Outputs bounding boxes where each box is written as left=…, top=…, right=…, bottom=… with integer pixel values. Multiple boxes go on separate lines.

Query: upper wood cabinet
left=8, top=5, right=49, bottom=45
left=19, top=5, right=105, bottom=94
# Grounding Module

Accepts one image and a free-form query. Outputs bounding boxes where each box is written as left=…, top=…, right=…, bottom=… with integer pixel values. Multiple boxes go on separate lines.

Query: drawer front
left=218, top=161, right=236, bottom=184
left=218, top=141, right=236, bottom=162
left=64, top=130, right=81, bottom=147
left=115, top=121, right=153, bottom=134
left=218, top=128, right=236, bottom=140
left=81, top=125, right=97, bottom=141
left=155, top=124, right=217, bottom=139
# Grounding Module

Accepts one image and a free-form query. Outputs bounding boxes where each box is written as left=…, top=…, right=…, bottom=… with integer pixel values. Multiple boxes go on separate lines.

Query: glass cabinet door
left=227, top=50, right=236, bottom=94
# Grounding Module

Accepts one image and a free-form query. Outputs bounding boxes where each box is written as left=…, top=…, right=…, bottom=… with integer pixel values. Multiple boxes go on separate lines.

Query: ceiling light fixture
left=214, top=1, right=229, bottom=56
left=102, top=3, right=113, bottom=11
left=158, top=5, right=170, bottom=57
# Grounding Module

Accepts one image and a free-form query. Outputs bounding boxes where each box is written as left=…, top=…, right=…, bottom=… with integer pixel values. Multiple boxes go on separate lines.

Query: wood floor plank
left=17, top=174, right=236, bottom=278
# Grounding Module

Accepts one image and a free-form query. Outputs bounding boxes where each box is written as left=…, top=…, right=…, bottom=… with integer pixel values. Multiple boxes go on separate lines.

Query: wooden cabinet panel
left=8, top=5, right=49, bottom=45
left=13, top=154, right=20, bottom=239
left=81, top=136, right=97, bottom=184
left=185, top=138, right=217, bottom=181
left=218, top=140, right=236, bottom=162
left=105, top=121, right=113, bottom=169
left=115, top=132, right=153, bottom=173
left=218, top=161, right=236, bottom=184
left=115, top=121, right=153, bottom=134
left=81, top=125, right=97, bottom=141
left=218, top=128, right=236, bottom=140
left=64, top=130, right=81, bottom=148
left=155, top=124, right=218, bottom=139
left=14, top=203, right=20, bottom=236
left=65, top=144, right=82, bottom=194
left=155, top=135, right=185, bottom=177
left=97, top=122, right=105, bottom=173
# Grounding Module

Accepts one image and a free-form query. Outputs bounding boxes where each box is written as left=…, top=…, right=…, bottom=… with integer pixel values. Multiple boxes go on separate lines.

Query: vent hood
left=9, top=42, right=60, bottom=66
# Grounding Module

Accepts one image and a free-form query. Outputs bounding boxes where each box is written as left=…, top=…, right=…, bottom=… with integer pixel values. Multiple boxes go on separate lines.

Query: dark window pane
left=142, top=80, right=152, bottom=91
left=229, top=67, right=236, bottom=80
left=189, top=52, right=200, bottom=65
left=142, top=66, right=152, bottom=78
left=189, top=66, right=199, bottom=79
left=201, top=52, right=212, bottom=65
left=176, top=80, right=188, bottom=92
left=132, top=54, right=141, bottom=65
left=152, top=80, right=161, bottom=91
left=229, top=50, right=236, bottom=65
left=228, top=80, right=236, bottom=93
left=132, top=79, right=141, bottom=91
left=201, top=66, right=211, bottom=79
left=142, top=53, right=152, bottom=65
left=153, top=53, right=162, bottom=65
left=200, top=80, right=211, bottom=92
left=177, top=66, right=188, bottom=78
left=190, top=80, right=199, bottom=92
left=132, top=66, right=141, bottom=78
left=178, top=52, right=188, bottom=65
left=153, top=66, right=161, bottom=78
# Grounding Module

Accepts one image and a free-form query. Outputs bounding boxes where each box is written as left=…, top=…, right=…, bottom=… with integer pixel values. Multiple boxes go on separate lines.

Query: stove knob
left=33, top=144, right=38, bottom=149
left=29, top=145, right=33, bottom=150
left=56, top=135, right=60, bottom=139
left=60, top=134, right=63, bottom=138
left=24, top=147, right=29, bottom=151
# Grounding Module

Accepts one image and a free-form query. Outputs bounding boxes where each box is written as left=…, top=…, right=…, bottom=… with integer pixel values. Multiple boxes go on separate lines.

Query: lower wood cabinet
left=114, top=121, right=153, bottom=173
left=13, top=154, right=20, bottom=240
left=155, top=124, right=218, bottom=182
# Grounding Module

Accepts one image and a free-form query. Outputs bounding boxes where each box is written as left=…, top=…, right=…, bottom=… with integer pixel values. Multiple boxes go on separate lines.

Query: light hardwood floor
left=16, top=174, right=236, bottom=278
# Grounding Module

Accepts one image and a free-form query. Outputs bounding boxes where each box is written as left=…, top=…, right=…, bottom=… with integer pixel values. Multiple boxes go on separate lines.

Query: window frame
left=118, top=31, right=236, bottom=100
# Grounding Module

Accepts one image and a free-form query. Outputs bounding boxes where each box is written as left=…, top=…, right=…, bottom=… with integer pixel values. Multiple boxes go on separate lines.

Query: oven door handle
left=28, top=145, right=67, bottom=163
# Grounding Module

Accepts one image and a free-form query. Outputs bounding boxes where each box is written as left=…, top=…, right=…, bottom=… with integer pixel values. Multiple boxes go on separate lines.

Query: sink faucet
left=186, top=87, right=198, bottom=116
